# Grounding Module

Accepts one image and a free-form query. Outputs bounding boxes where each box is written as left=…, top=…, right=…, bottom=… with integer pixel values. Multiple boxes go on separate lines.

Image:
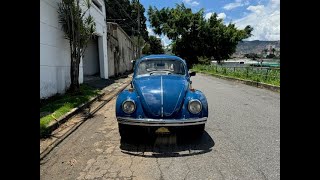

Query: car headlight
left=188, top=99, right=202, bottom=114
left=122, top=100, right=136, bottom=114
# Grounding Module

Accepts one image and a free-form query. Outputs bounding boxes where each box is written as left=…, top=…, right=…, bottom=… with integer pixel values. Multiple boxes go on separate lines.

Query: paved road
left=40, top=74, right=280, bottom=180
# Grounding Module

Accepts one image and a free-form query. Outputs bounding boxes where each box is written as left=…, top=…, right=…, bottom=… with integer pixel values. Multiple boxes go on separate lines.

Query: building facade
left=40, top=0, right=108, bottom=99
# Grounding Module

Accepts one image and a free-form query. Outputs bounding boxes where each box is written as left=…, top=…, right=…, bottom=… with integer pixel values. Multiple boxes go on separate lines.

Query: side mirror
left=189, top=71, right=196, bottom=76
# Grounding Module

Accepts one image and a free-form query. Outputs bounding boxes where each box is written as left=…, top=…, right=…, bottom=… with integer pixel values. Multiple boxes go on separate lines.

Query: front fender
left=178, top=90, right=208, bottom=119
left=116, top=90, right=145, bottom=118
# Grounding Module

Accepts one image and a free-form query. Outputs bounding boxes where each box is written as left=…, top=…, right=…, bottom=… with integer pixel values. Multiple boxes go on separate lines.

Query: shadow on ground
left=83, top=71, right=131, bottom=90
left=83, top=75, right=115, bottom=90
left=120, top=130, right=215, bottom=158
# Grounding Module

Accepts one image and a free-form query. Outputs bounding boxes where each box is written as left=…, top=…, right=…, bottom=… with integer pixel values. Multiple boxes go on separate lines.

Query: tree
left=245, top=53, right=259, bottom=60
left=105, top=0, right=148, bottom=41
left=262, top=49, right=268, bottom=55
left=142, top=35, right=164, bottom=55
left=148, top=3, right=253, bottom=66
left=164, top=44, right=173, bottom=55
left=58, top=0, right=96, bottom=92
left=266, top=54, right=276, bottom=59
left=131, top=0, right=148, bottom=41
left=131, top=36, right=145, bottom=57
left=142, top=43, right=150, bottom=55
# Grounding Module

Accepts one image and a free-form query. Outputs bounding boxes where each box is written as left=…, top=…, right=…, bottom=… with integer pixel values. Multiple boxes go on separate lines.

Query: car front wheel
left=118, top=123, right=131, bottom=140
left=194, top=124, right=205, bottom=136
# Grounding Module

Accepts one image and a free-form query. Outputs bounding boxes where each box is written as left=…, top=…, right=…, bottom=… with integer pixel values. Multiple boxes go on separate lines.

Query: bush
left=191, top=64, right=280, bottom=86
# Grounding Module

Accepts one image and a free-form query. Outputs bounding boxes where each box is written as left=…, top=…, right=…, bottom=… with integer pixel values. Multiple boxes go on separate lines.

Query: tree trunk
left=69, top=57, right=80, bottom=93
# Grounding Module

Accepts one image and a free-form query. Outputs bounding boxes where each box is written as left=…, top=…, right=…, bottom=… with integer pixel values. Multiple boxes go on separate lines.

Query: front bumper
left=117, top=117, right=207, bottom=126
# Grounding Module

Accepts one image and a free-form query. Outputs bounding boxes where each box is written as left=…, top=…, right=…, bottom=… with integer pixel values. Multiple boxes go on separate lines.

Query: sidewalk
left=40, top=73, right=132, bottom=158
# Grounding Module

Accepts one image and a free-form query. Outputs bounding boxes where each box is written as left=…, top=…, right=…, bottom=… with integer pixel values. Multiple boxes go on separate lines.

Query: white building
left=40, top=0, right=108, bottom=99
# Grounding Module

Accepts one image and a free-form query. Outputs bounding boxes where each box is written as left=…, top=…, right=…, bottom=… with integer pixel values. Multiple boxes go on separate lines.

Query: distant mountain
left=234, top=40, right=280, bottom=55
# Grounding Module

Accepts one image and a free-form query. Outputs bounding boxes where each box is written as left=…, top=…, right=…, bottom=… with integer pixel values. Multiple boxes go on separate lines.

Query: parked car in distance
left=116, top=55, right=208, bottom=139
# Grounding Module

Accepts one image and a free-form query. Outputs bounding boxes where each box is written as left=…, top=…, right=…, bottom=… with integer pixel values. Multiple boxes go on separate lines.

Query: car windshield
left=137, top=59, right=186, bottom=76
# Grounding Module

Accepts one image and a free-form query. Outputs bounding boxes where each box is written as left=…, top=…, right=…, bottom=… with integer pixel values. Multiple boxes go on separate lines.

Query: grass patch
left=191, top=64, right=280, bottom=86
left=40, top=84, right=100, bottom=137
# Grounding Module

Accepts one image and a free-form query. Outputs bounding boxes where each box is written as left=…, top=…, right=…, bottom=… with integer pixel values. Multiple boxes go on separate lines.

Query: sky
left=140, top=0, right=280, bottom=47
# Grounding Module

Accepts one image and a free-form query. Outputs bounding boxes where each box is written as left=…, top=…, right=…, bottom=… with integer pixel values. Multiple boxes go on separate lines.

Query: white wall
left=82, top=0, right=108, bottom=79
left=40, top=0, right=108, bottom=99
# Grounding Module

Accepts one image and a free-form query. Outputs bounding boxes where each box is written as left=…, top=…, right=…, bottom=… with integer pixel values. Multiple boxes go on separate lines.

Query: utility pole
left=137, top=0, right=141, bottom=58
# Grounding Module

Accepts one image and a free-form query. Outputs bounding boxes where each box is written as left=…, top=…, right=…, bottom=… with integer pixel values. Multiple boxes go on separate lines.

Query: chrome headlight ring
left=122, top=100, right=136, bottom=114
left=188, top=99, right=202, bottom=114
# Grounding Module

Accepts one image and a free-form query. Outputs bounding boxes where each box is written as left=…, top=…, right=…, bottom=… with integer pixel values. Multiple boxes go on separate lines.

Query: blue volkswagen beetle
left=116, top=55, right=208, bottom=138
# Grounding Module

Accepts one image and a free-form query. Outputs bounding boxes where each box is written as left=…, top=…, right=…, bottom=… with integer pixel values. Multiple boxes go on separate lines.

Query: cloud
left=147, top=27, right=160, bottom=38
left=205, top=12, right=226, bottom=20
left=204, top=12, right=213, bottom=20
left=234, top=0, right=280, bottom=41
left=161, top=36, right=171, bottom=47
left=217, top=13, right=226, bottom=20
left=183, top=0, right=200, bottom=6
left=147, top=26, right=172, bottom=47
left=147, top=27, right=152, bottom=34
left=223, top=0, right=249, bottom=10
left=147, top=27, right=154, bottom=36
left=247, top=5, right=264, bottom=14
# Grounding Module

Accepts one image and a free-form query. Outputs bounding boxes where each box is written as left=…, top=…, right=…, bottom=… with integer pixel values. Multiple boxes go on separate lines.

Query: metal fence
left=195, top=64, right=280, bottom=84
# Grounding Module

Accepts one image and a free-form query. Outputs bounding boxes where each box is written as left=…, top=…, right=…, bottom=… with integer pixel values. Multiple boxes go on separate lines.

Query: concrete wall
left=40, top=0, right=108, bottom=99
left=107, top=23, right=137, bottom=77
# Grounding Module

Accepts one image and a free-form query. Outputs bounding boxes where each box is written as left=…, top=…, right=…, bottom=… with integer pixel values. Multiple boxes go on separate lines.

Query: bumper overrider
left=117, top=117, right=207, bottom=126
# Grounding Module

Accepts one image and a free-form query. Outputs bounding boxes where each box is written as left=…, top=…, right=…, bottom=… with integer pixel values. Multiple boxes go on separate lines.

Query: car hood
left=133, top=75, right=189, bottom=118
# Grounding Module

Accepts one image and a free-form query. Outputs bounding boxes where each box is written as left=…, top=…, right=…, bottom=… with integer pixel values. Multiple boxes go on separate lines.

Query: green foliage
left=57, top=0, right=96, bottom=92
left=244, top=53, right=260, bottom=60
left=148, top=3, right=253, bottom=67
left=164, top=44, right=173, bottom=55
left=142, top=35, right=164, bottom=54
left=131, top=36, right=146, bottom=51
left=105, top=0, right=148, bottom=41
left=192, top=64, right=280, bottom=86
left=266, top=54, right=276, bottom=58
left=142, top=43, right=150, bottom=55
left=197, top=56, right=211, bottom=65
left=58, top=0, right=96, bottom=55
left=40, top=84, right=100, bottom=137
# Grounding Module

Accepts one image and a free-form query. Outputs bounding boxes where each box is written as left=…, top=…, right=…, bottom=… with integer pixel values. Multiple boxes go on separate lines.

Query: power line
left=137, top=0, right=141, bottom=57
left=110, top=0, right=135, bottom=23
left=105, top=0, right=139, bottom=32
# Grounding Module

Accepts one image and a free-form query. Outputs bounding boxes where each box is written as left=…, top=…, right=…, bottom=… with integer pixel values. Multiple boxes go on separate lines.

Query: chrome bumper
left=117, top=117, right=207, bottom=126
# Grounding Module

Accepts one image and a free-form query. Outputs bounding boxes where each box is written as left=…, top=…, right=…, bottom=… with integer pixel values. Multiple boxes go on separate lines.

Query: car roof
left=138, top=54, right=185, bottom=62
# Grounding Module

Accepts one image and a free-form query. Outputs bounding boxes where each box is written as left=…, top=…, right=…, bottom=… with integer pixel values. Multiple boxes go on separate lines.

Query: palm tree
left=57, top=0, right=96, bottom=92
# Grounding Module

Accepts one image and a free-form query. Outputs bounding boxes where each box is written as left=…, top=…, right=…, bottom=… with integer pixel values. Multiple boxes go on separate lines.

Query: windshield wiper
left=149, top=70, right=171, bottom=75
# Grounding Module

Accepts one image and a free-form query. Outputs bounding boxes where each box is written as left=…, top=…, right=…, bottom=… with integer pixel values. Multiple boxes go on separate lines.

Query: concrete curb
left=196, top=72, right=280, bottom=92
left=40, top=80, right=131, bottom=160
left=43, top=77, right=132, bottom=137
left=45, top=92, right=104, bottom=135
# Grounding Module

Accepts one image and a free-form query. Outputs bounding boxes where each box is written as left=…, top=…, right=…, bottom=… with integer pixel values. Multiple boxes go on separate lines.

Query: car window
left=137, top=59, right=186, bottom=76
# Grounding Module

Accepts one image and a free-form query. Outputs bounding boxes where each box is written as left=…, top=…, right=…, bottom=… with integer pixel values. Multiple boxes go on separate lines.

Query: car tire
left=118, top=123, right=131, bottom=140
left=194, top=124, right=205, bottom=136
